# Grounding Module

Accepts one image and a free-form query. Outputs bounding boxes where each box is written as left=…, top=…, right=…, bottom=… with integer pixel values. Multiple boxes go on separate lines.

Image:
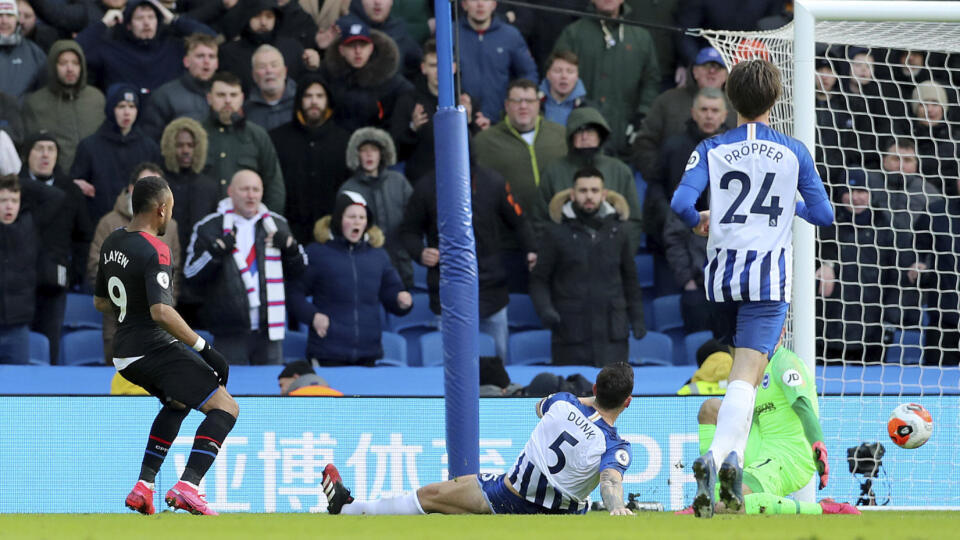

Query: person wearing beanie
left=269, top=73, right=350, bottom=244
left=0, top=0, right=45, bottom=98
left=288, top=191, right=412, bottom=367
left=339, top=126, right=414, bottom=288
left=70, top=82, right=162, bottom=223
left=22, top=40, right=106, bottom=171
left=19, top=132, right=94, bottom=362
left=277, top=360, right=343, bottom=396
left=531, top=167, right=646, bottom=367
left=901, top=80, right=960, bottom=192
left=75, top=0, right=216, bottom=92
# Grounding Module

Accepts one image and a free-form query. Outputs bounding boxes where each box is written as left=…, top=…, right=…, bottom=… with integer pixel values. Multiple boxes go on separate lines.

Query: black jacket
left=184, top=210, right=306, bottom=333
left=389, top=74, right=439, bottom=184
left=530, top=200, right=645, bottom=366
left=0, top=212, right=39, bottom=326
left=400, top=167, right=537, bottom=318
left=218, top=2, right=306, bottom=93
left=269, top=75, right=351, bottom=244
left=164, top=167, right=219, bottom=261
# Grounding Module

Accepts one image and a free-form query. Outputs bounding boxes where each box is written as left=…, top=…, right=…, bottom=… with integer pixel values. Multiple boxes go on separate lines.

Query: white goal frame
left=791, top=0, right=960, bottom=370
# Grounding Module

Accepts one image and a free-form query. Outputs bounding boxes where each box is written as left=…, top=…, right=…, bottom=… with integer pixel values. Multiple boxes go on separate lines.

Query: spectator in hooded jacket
left=339, top=126, right=414, bottom=288
left=321, top=18, right=413, bottom=133
left=457, top=0, right=537, bottom=121
left=218, top=0, right=309, bottom=93
left=23, top=40, right=105, bottom=171
left=269, top=73, right=350, bottom=244
left=244, top=44, right=297, bottom=131
left=19, top=132, right=93, bottom=361
left=288, top=190, right=412, bottom=367
left=140, top=32, right=219, bottom=141
left=70, top=82, right=163, bottom=223
left=538, top=49, right=589, bottom=128
left=0, top=174, right=40, bottom=364
left=76, top=0, right=215, bottom=92
left=346, top=0, right=421, bottom=79
left=0, top=0, right=45, bottom=98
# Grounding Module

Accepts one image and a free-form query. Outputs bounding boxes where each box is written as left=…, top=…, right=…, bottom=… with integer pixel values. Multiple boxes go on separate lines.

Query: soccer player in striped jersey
left=321, top=363, right=635, bottom=516
left=669, top=59, right=834, bottom=518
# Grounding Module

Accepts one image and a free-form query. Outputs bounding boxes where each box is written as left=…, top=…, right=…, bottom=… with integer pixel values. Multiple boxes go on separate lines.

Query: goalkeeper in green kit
left=681, top=336, right=860, bottom=515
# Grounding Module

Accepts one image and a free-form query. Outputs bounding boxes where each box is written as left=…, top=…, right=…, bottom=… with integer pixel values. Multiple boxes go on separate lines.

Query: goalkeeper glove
left=199, top=343, right=230, bottom=386
left=812, top=441, right=829, bottom=489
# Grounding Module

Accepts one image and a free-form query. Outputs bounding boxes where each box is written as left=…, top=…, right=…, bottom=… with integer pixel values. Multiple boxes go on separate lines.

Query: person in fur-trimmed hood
left=160, top=116, right=218, bottom=258
left=529, top=166, right=645, bottom=367
left=288, top=191, right=412, bottom=366
left=320, top=18, right=413, bottom=133
left=339, top=126, right=413, bottom=288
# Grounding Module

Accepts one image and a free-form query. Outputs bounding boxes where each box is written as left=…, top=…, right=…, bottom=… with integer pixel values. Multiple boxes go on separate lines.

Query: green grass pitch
left=3, top=511, right=960, bottom=540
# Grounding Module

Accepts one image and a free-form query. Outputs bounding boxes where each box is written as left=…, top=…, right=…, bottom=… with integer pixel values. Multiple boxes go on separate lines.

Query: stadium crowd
left=1, top=0, right=958, bottom=369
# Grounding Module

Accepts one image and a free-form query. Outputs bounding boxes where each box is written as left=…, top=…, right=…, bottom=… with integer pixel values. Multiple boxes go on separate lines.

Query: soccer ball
left=887, top=403, right=933, bottom=449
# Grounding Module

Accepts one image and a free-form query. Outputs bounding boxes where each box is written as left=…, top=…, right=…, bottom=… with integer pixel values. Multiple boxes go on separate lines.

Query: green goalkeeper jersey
left=752, top=347, right=819, bottom=445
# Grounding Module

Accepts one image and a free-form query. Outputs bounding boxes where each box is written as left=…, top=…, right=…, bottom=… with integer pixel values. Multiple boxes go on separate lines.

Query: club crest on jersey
left=685, top=150, right=700, bottom=171
left=615, top=449, right=630, bottom=467
left=782, top=369, right=802, bottom=387
left=761, top=373, right=770, bottom=389
left=157, top=271, right=170, bottom=289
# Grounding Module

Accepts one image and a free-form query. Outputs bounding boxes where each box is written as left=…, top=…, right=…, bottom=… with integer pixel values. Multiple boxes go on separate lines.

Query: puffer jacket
left=23, top=40, right=105, bottom=171
left=0, top=212, right=39, bottom=326
left=288, top=216, right=410, bottom=365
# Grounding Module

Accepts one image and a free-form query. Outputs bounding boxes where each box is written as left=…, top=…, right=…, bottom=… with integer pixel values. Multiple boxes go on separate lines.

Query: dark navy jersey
left=95, top=229, right=176, bottom=359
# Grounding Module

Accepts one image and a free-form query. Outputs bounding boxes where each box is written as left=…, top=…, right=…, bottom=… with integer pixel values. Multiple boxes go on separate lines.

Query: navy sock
left=180, top=409, right=237, bottom=485
left=139, top=406, right=189, bottom=483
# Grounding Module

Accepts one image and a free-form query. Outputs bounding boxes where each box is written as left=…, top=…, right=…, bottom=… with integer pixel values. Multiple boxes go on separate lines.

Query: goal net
left=698, top=13, right=960, bottom=508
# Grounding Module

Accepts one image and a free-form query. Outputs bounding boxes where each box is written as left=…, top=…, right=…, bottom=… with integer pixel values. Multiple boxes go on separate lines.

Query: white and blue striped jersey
left=679, top=122, right=825, bottom=302
left=506, top=392, right=631, bottom=513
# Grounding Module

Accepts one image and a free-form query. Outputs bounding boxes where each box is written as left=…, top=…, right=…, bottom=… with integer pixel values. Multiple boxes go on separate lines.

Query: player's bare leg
left=166, top=387, right=239, bottom=516
left=416, top=475, right=492, bottom=514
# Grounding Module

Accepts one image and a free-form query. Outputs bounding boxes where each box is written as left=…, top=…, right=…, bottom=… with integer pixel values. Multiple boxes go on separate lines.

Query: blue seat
left=634, top=170, right=647, bottom=211
left=628, top=331, right=673, bottom=366
left=59, top=330, right=104, bottom=366
left=634, top=254, right=655, bottom=289
left=28, top=332, right=50, bottom=365
left=282, top=330, right=308, bottom=362
left=418, top=331, right=496, bottom=367
left=412, top=264, right=429, bottom=293
left=378, top=331, right=408, bottom=367
left=651, top=294, right=683, bottom=332
left=885, top=329, right=923, bottom=365
left=63, top=293, right=102, bottom=331
left=683, top=331, right=714, bottom=366
left=507, top=330, right=551, bottom=366
left=388, top=293, right=438, bottom=333
left=507, top=294, right=542, bottom=331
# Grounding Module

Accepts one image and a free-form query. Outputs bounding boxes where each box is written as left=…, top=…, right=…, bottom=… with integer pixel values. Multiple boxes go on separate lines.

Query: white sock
left=341, top=492, right=426, bottom=515
left=138, top=480, right=154, bottom=490
left=708, top=379, right=756, bottom=469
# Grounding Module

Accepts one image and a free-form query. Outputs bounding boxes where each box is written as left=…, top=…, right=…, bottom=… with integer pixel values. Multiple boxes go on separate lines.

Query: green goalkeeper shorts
left=744, top=441, right=816, bottom=496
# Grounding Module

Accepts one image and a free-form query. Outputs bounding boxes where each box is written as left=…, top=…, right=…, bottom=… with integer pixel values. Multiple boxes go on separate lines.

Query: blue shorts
left=713, top=301, right=789, bottom=356
left=476, top=473, right=585, bottom=515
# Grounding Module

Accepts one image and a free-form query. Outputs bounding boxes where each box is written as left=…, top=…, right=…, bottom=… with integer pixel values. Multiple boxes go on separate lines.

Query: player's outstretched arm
left=599, top=468, right=633, bottom=516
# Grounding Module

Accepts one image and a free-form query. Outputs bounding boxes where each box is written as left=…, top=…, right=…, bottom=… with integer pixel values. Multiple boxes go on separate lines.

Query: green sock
left=698, top=423, right=716, bottom=456
left=744, top=493, right=823, bottom=515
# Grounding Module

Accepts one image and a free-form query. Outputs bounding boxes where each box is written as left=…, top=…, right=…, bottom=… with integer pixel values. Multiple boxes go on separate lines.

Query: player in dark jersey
left=94, top=176, right=238, bottom=516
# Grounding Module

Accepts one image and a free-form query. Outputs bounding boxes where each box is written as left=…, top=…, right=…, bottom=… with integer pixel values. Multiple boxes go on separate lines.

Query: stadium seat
left=628, top=331, right=673, bottom=366
left=28, top=331, right=50, bottom=365
left=885, top=329, right=924, bottom=365
left=63, top=293, right=102, bottom=331
left=507, top=294, right=542, bottom=331
left=412, top=264, right=429, bottom=293
left=634, top=254, right=655, bottom=289
left=651, top=294, right=684, bottom=333
left=634, top=170, right=647, bottom=210
left=282, top=330, right=308, bottom=362
left=59, top=330, right=104, bottom=366
left=388, top=293, right=437, bottom=333
left=418, top=331, right=496, bottom=367
left=378, top=331, right=408, bottom=366
left=682, top=331, right=714, bottom=366
left=507, top=330, right=551, bottom=366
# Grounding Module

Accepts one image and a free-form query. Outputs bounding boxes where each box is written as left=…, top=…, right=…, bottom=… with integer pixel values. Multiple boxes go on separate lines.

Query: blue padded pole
left=434, top=0, right=479, bottom=477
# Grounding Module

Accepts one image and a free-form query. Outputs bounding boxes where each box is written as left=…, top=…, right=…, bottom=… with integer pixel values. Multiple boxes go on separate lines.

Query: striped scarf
left=217, top=198, right=286, bottom=341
